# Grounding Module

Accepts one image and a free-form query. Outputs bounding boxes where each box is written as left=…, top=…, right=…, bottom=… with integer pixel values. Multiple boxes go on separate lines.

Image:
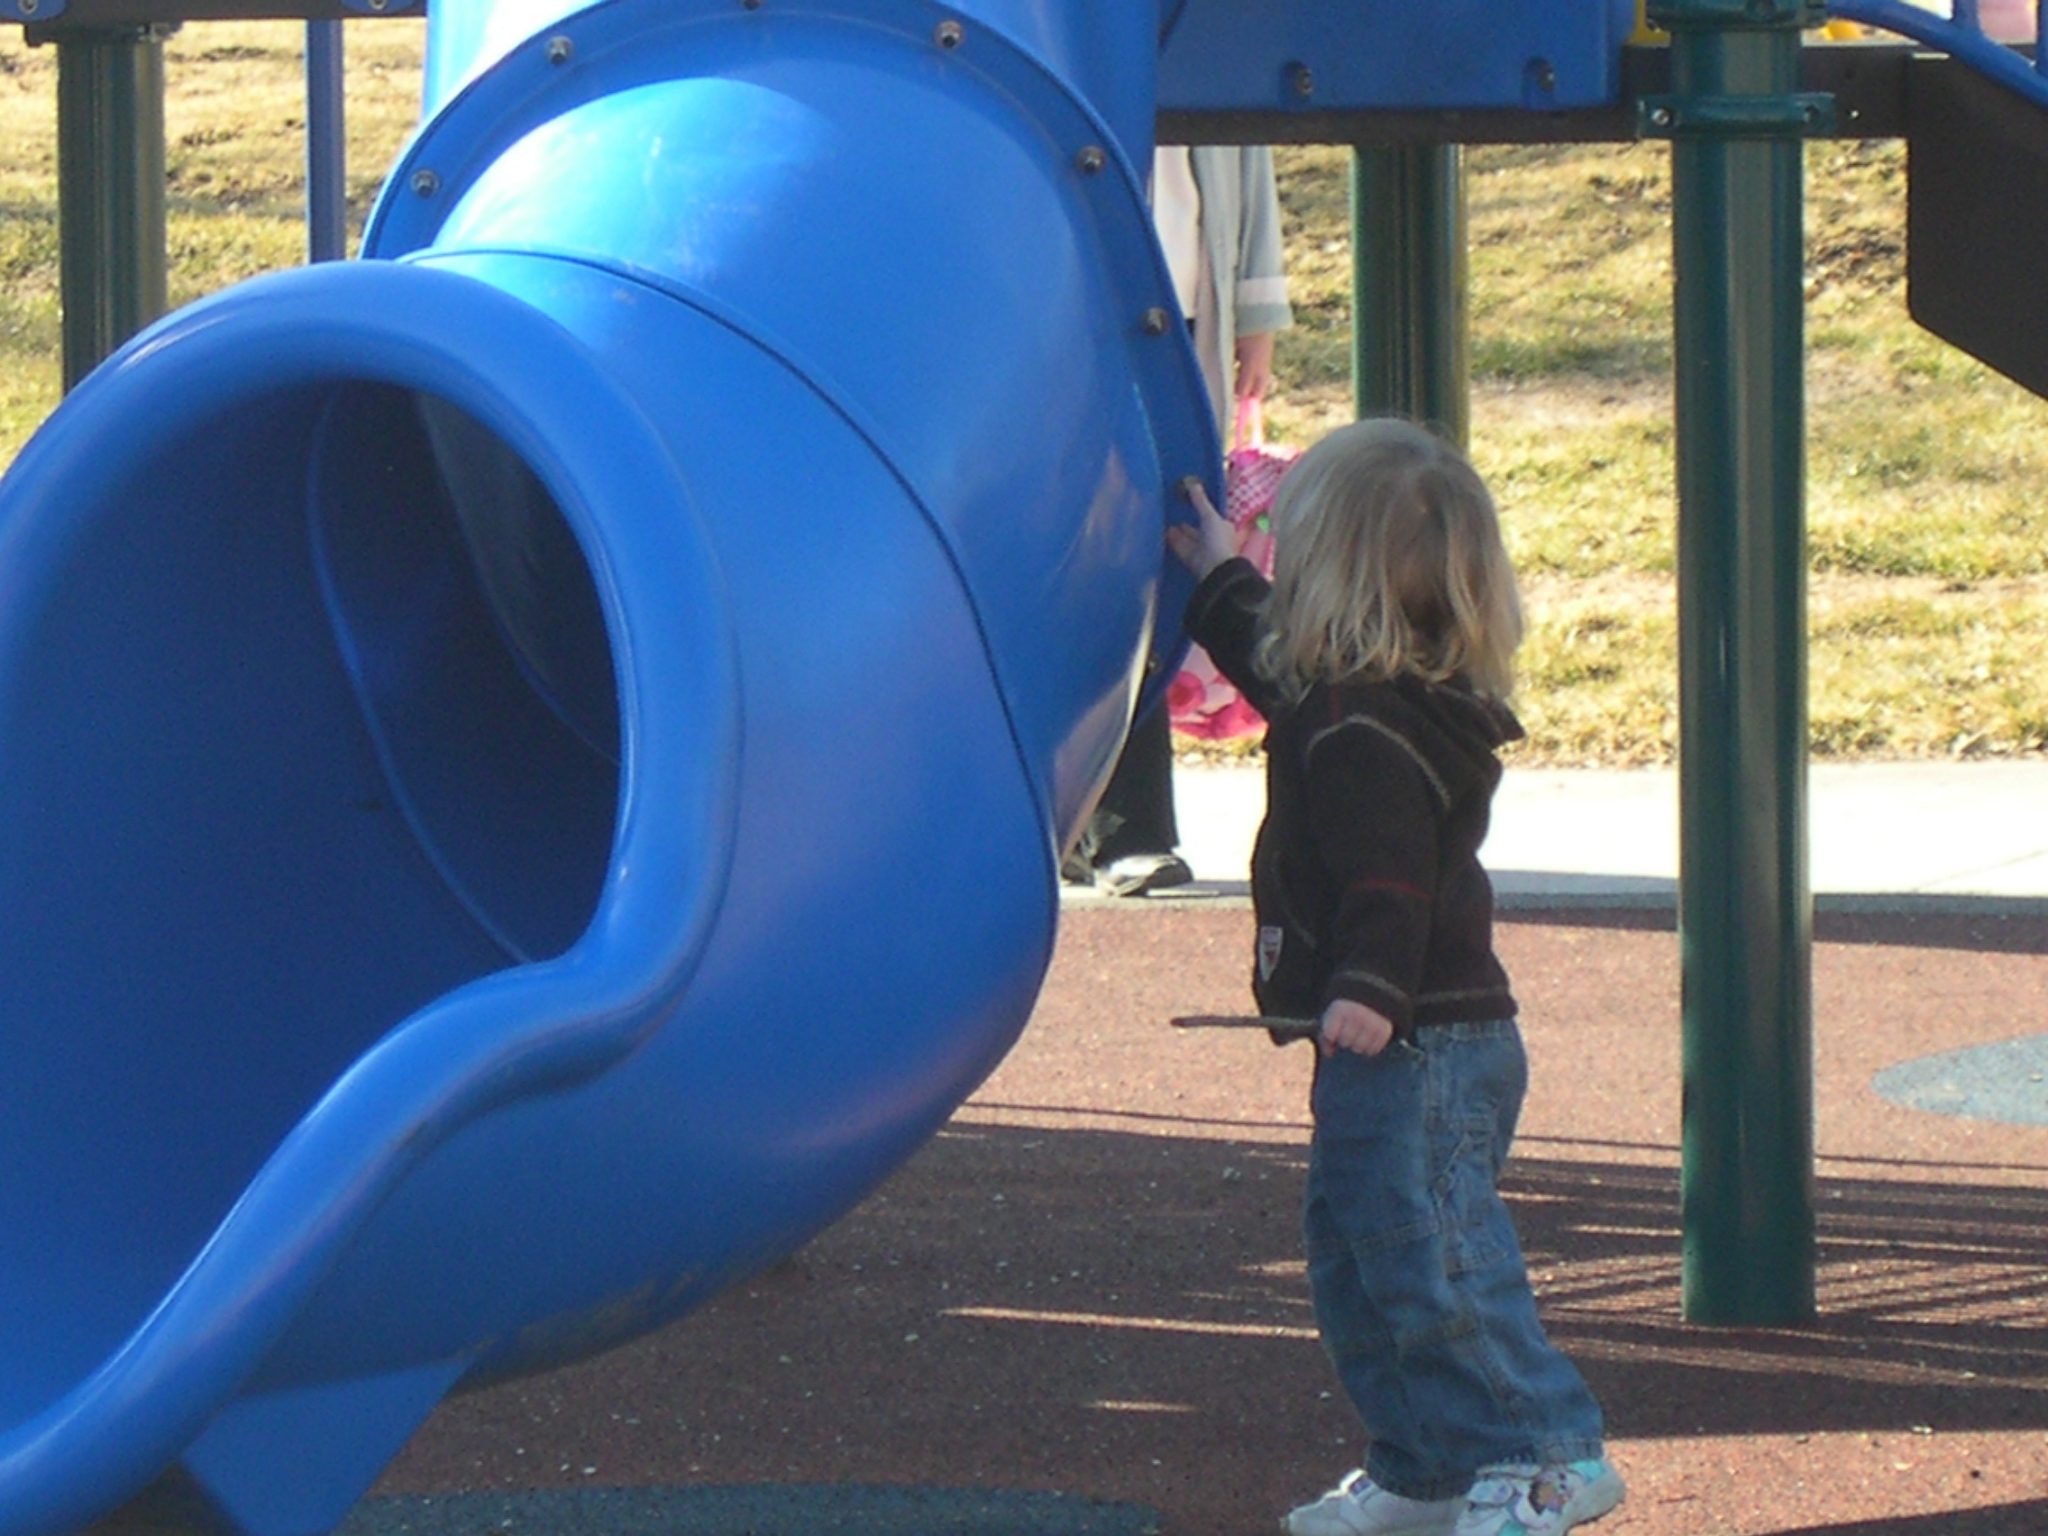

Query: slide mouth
left=309, top=383, right=624, bottom=963
left=0, top=260, right=739, bottom=1449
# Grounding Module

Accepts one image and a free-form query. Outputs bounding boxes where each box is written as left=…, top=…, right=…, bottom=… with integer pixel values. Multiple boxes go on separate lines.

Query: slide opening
left=0, top=379, right=622, bottom=1428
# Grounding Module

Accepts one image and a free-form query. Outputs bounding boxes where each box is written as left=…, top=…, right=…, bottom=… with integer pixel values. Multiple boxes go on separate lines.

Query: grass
left=0, top=19, right=423, bottom=442
left=1265, top=138, right=2048, bottom=765
left=2, top=25, right=2043, bottom=765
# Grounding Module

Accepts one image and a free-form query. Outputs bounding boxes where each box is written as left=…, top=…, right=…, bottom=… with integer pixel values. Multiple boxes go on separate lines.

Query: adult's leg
left=1090, top=703, right=1179, bottom=862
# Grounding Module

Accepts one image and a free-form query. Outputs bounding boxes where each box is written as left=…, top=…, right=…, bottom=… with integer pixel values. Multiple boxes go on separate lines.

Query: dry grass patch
left=1, top=19, right=422, bottom=448
left=1808, top=577, right=2048, bottom=756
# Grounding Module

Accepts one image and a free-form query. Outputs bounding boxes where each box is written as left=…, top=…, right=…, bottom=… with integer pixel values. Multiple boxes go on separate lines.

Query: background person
left=1070, top=143, right=1294, bottom=897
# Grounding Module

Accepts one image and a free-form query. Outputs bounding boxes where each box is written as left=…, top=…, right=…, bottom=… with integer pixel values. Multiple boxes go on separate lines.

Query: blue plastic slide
left=0, top=3, right=1214, bottom=1531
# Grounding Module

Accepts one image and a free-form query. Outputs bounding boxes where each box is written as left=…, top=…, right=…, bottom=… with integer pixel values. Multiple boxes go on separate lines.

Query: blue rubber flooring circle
left=1872, top=1034, right=2048, bottom=1126
left=336, top=1485, right=1162, bottom=1536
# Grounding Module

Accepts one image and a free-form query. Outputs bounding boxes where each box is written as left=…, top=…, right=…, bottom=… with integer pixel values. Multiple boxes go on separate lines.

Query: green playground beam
left=55, top=25, right=169, bottom=391
left=1349, top=144, right=1469, bottom=447
left=1647, top=0, right=1825, bottom=1325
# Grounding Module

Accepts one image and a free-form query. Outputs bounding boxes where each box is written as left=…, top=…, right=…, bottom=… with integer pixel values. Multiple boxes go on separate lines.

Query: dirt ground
left=362, top=901, right=2048, bottom=1536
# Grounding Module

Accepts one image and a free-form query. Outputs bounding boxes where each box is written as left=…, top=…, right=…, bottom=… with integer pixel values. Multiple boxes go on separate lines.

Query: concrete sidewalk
left=1117, top=757, right=2048, bottom=909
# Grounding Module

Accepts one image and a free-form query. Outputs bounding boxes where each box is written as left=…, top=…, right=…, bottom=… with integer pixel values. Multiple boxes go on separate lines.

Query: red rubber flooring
left=362, top=902, right=2048, bottom=1536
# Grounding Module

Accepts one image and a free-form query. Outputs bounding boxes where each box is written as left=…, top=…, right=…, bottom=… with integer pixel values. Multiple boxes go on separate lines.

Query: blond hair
left=1256, top=417, right=1523, bottom=701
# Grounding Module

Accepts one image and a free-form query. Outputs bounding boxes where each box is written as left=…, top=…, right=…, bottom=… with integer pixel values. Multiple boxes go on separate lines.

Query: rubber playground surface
left=301, top=902, right=2042, bottom=1533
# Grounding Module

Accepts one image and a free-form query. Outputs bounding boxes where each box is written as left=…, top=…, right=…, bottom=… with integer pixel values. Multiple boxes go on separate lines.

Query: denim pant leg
left=1303, top=1021, right=1605, bottom=1502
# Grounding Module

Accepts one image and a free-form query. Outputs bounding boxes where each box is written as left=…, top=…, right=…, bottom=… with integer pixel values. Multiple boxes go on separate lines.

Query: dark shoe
left=1096, top=852, right=1194, bottom=897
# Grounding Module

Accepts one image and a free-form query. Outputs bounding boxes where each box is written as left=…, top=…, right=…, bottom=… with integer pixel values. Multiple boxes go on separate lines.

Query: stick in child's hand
left=1170, top=1013, right=1321, bottom=1043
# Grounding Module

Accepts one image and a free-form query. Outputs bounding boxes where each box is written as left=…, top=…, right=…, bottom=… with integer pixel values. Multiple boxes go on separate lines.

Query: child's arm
left=1305, top=718, right=1442, bottom=1042
left=1172, top=482, right=1291, bottom=719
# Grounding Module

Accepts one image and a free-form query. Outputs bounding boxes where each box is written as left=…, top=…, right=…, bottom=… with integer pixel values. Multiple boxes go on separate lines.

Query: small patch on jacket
left=1258, top=925, right=1284, bottom=981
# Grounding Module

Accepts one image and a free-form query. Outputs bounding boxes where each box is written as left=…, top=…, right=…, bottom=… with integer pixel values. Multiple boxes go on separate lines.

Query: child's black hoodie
left=1185, top=557, right=1522, bottom=1037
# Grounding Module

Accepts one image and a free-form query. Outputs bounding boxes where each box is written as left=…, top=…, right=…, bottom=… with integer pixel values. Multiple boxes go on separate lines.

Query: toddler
left=1167, top=419, right=1624, bottom=1536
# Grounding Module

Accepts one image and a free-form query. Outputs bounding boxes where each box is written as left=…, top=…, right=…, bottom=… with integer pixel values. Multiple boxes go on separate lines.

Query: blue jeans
left=1303, top=1019, right=1605, bottom=1501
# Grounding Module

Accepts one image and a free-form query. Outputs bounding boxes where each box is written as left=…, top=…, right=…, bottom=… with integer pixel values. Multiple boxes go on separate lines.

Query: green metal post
left=1350, top=144, right=1469, bottom=447
left=1646, top=0, right=1827, bottom=1324
left=56, top=26, right=169, bottom=391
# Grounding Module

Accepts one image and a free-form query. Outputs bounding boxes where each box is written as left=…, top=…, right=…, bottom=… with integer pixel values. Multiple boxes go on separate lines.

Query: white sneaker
left=1282, top=1469, right=1463, bottom=1536
left=1453, top=1459, right=1626, bottom=1536
left=1095, top=851, right=1194, bottom=897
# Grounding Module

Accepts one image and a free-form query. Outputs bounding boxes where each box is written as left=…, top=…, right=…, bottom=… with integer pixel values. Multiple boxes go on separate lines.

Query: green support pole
left=56, top=26, right=169, bottom=392
left=1350, top=144, right=1469, bottom=447
left=1646, top=0, right=1828, bottom=1324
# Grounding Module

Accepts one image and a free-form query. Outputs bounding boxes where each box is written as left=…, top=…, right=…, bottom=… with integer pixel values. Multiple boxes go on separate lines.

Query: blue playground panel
left=1158, top=0, right=1636, bottom=113
left=0, top=2, right=1638, bottom=1533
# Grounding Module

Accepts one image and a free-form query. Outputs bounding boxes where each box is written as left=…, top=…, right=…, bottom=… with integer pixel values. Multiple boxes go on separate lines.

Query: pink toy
left=1170, top=399, right=1296, bottom=741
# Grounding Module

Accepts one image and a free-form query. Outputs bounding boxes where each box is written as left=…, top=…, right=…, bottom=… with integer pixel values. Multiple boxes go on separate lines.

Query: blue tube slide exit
left=0, top=3, right=1215, bottom=1533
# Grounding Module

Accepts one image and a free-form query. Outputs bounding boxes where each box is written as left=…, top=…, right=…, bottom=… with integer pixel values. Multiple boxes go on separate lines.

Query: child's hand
left=1317, top=998, right=1395, bottom=1058
left=1166, top=477, right=1238, bottom=580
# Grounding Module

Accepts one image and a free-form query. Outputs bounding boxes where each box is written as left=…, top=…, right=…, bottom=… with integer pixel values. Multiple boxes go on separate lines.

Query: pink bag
left=1168, top=398, right=1297, bottom=741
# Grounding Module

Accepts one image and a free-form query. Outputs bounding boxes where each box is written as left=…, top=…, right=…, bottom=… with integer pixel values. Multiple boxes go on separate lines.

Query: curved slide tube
left=0, top=3, right=1214, bottom=1532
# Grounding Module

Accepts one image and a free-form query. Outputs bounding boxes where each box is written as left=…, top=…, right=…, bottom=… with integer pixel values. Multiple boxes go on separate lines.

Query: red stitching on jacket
left=1346, top=876, right=1430, bottom=902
